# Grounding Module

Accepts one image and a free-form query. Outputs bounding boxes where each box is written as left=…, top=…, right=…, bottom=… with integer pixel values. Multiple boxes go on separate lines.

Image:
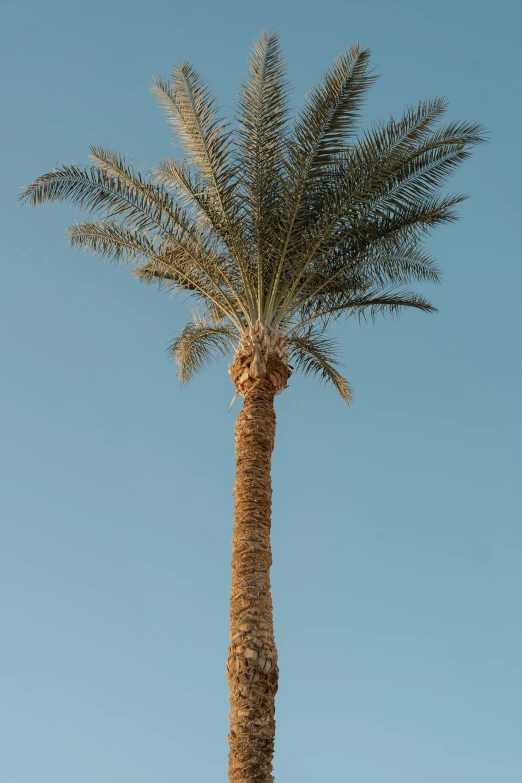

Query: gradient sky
left=1, top=0, right=521, bottom=781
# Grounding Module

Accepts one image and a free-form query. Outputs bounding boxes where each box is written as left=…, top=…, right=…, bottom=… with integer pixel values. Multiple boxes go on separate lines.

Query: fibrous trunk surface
left=227, top=323, right=291, bottom=783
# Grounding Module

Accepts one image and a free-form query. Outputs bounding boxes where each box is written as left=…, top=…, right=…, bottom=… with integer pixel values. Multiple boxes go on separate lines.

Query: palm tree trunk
left=227, top=375, right=279, bottom=783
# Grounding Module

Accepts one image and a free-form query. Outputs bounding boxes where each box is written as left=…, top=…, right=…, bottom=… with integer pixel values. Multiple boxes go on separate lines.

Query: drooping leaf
left=169, top=314, right=238, bottom=384
left=288, top=327, right=352, bottom=404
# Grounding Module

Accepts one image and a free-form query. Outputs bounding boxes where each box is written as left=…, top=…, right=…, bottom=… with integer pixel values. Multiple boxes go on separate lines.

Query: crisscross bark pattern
left=227, top=377, right=279, bottom=783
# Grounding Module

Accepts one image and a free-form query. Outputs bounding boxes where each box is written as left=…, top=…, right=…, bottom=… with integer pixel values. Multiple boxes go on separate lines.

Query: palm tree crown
left=21, top=31, right=484, bottom=404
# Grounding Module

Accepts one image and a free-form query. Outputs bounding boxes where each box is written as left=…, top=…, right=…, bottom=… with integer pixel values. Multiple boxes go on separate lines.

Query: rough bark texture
left=229, top=321, right=290, bottom=397
left=227, top=323, right=291, bottom=783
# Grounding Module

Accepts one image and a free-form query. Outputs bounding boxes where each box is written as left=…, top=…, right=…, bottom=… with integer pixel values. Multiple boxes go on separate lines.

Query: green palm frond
left=236, top=30, right=290, bottom=311
left=169, top=313, right=238, bottom=384
left=87, top=146, right=206, bottom=241
left=278, top=192, right=463, bottom=323
left=332, top=118, right=484, bottom=224
left=154, top=157, right=223, bottom=233
left=152, top=156, right=252, bottom=323
left=340, top=241, right=441, bottom=287
left=280, top=242, right=440, bottom=318
left=67, top=219, right=154, bottom=264
left=20, top=160, right=195, bottom=241
left=67, top=220, right=244, bottom=327
left=287, top=327, right=352, bottom=404
left=265, top=43, right=375, bottom=318
left=351, top=192, right=466, bottom=253
left=275, top=99, right=452, bottom=279
left=349, top=289, right=437, bottom=320
left=287, top=288, right=437, bottom=332
left=352, top=97, right=450, bottom=163
left=151, top=64, right=235, bottom=204
left=288, top=44, right=374, bottom=176
left=269, top=105, right=484, bottom=318
left=23, top=150, right=250, bottom=326
left=152, top=61, right=256, bottom=315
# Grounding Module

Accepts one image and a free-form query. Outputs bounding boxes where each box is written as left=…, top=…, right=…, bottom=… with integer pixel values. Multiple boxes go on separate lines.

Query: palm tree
left=21, top=31, right=483, bottom=783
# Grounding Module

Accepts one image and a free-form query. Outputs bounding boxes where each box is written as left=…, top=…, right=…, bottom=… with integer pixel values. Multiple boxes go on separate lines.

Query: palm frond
left=20, top=161, right=194, bottom=242
left=236, top=30, right=290, bottom=312
left=169, top=314, right=239, bottom=384
left=30, top=150, right=249, bottom=324
left=355, top=192, right=466, bottom=247
left=351, top=289, right=437, bottom=320
left=289, top=44, right=374, bottom=175
left=337, top=118, right=485, bottom=222
left=152, top=156, right=253, bottom=322
left=154, top=157, right=223, bottom=233
left=87, top=145, right=218, bottom=245
left=278, top=192, right=463, bottom=323
left=67, top=219, right=244, bottom=328
left=287, top=327, right=352, bottom=404
left=67, top=219, right=154, bottom=264
left=289, top=288, right=437, bottom=332
left=343, top=241, right=442, bottom=287
left=151, top=65, right=235, bottom=203
left=265, top=44, right=374, bottom=316
left=285, top=242, right=441, bottom=312
left=152, top=62, right=256, bottom=315
left=270, top=103, right=483, bottom=316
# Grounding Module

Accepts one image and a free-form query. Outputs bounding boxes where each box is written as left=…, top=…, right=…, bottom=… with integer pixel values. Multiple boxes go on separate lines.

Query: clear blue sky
left=1, top=0, right=521, bottom=781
